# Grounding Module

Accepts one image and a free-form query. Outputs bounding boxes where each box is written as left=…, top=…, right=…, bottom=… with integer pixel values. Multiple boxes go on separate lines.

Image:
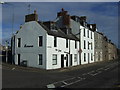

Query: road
left=2, top=59, right=120, bottom=89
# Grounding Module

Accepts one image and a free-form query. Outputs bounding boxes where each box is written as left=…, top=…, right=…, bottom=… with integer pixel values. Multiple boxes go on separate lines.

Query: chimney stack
left=25, top=10, right=38, bottom=22
left=80, top=16, right=87, bottom=26
left=91, top=24, right=96, bottom=31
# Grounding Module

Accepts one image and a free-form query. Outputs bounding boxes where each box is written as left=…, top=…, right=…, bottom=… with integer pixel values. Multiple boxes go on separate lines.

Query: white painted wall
left=14, top=21, right=80, bottom=70
left=14, top=21, right=47, bottom=69
left=46, top=34, right=79, bottom=70
left=80, top=26, right=95, bottom=64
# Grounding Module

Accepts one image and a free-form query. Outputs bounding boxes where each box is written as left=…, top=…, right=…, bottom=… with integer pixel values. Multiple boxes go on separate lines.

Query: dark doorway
left=70, top=54, right=72, bottom=66
left=61, top=54, right=64, bottom=68
left=18, top=54, right=20, bottom=65
left=66, top=54, right=68, bottom=67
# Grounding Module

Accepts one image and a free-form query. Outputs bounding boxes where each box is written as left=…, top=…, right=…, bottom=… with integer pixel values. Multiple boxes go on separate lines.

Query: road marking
left=62, top=81, right=67, bottom=85
left=90, top=71, right=101, bottom=76
left=52, top=77, right=75, bottom=84
left=87, top=70, right=95, bottom=74
left=104, top=68, right=110, bottom=71
left=96, top=67, right=103, bottom=71
left=61, top=79, right=82, bottom=88
left=82, top=73, right=87, bottom=76
left=47, top=61, right=119, bottom=88
left=12, top=68, right=15, bottom=70
left=47, top=84, right=55, bottom=88
left=78, top=77, right=86, bottom=80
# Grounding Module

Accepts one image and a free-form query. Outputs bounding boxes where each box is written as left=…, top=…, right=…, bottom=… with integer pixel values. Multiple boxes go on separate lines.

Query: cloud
left=2, top=2, right=119, bottom=47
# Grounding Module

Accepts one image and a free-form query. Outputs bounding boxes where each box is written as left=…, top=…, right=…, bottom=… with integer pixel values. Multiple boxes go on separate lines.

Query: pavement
left=1, top=59, right=120, bottom=88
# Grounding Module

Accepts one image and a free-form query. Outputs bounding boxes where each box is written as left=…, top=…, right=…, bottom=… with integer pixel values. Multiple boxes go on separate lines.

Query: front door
left=70, top=54, right=72, bottom=66
left=18, top=54, right=20, bottom=65
left=61, top=54, right=64, bottom=68
left=66, top=54, right=68, bottom=67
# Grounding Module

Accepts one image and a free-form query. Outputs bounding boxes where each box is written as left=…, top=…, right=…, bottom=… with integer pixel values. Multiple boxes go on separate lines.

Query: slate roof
left=38, top=21, right=79, bottom=41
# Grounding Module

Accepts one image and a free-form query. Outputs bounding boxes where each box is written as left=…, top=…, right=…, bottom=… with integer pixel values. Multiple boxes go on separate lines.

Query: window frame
left=52, top=54, right=57, bottom=65
left=91, top=53, right=93, bottom=61
left=54, top=36, right=57, bottom=47
left=91, top=32, right=92, bottom=39
left=38, top=54, right=43, bottom=65
left=75, top=41, right=77, bottom=49
left=84, top=53, right=86, bottom=62
left=66, top=39, right=68, bottom=48
left=84, top=40, right=86, bottom=49
left=17, top=38, right=21, bottom=47
left=38, top=36, right=43, bottom=47
left=87, top=30, right=89, bottom=38
left=84, top=28, right=85, bottom=37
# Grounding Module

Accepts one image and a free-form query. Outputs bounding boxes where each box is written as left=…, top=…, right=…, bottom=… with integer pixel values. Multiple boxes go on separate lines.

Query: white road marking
left=82, top=73, right=87, bottom=76
left=104, top=68, right=110, bottom=71
left=96, top=67, right=103, bottom=71
left=62, top=81, right=67, bottom=85
left=47, top=61, right=119, bottom=88
left=12, top=68, right=15, bottom=70
left=87, top=70, right=95, bottom=74
left=78, top=77, right=86, bottom=80
left=61, top=79, right=82, bottom=88
left=47, top=84, right=55, bottom=88
left=53, top=77, right=75, bottom=84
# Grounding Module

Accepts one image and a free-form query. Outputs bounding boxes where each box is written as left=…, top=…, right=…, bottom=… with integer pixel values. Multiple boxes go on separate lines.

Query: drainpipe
left=79, top=28, right=81, bottom=65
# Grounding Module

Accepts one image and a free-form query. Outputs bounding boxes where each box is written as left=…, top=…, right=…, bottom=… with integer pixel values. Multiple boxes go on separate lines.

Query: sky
left=1, top=2, right=119, bottom=48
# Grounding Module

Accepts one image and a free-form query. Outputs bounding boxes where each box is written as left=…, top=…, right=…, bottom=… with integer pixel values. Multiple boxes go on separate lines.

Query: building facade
left=11, top=9, right=118, bottom=70
left=94, top=32, right=104, bottom=62
left=55, top=9, right=95, bottom=65
left=108, top=41, right=118, bottom=60
left=12, top=11, right=80, bottom=70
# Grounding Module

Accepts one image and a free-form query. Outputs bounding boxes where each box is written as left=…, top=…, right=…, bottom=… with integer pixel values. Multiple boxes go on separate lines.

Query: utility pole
left=5, top=41, right=9, bottom=63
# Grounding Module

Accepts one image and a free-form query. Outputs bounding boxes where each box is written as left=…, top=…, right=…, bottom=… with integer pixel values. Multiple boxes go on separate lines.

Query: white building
left=55, top=9, right=95, bottom=65
left=80, top=25, right=95, bottom=64
left=12, top=11, right=80, bottom=70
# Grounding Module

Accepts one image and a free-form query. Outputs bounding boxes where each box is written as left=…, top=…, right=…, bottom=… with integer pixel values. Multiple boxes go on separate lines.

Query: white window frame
left=38, top=54, right=43, bottom=65
left=38, top=36, right=43, bottom=47
left=52, top=54, right=57, bottom=65
left=17, top=38, right=21, bottom=47
left=84, top=53, right=86, bottom=62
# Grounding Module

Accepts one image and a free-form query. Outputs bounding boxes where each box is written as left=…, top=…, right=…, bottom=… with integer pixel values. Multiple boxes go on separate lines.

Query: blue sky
left=1, top=2, right=119, bottom=48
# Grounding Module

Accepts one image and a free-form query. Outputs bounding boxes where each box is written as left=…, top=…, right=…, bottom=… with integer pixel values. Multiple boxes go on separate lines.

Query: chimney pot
left=34, top=10, right=37, bottom=14
left=61, top=8, right=64, bottom=11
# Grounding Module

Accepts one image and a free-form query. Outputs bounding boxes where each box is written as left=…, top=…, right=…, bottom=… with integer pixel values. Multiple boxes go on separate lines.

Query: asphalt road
left=2, top=59, right=120, bottom=89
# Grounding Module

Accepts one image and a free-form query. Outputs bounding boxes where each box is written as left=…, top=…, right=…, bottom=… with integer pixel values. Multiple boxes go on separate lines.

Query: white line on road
left=61, top=79, right=82, bottom=88
left=104, top=68, right=110, bottom=71
left=62, top=81, right=68, bottom=85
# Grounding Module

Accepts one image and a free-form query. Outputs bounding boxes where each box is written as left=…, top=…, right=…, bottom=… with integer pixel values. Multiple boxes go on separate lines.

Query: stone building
left=94, top=31, right=104, bottom=62
left=108, top=41, right=118, bottom=60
